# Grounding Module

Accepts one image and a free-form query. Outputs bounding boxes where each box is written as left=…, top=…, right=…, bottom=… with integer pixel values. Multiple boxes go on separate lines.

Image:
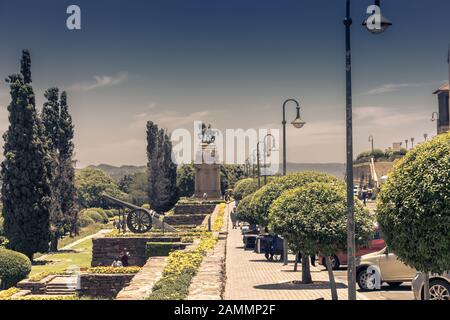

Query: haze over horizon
left=0, top=0, right=449, bottom=167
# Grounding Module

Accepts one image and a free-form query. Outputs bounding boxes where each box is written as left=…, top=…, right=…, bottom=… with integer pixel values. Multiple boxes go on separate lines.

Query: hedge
left=146, top=242, right=174, bottom=258
left=0, top=249, right=32, bottom=289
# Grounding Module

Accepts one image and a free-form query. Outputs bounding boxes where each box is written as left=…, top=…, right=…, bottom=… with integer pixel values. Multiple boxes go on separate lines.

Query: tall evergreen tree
left=146, top=122, right=178, bottom=212
left=1, top=50, right=51, bottom=260
left=58, top=91, right=78, bottom=236
left=42, top=88, right=63, bottom=251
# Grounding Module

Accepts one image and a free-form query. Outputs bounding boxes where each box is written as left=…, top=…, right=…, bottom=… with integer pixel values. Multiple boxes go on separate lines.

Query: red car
left=318, top=229, right=385, bottom=270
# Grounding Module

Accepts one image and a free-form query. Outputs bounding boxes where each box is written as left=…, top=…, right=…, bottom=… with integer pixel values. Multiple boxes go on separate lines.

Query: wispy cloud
left=67, top=73, right=128, bottom=92
left=132, top=107, right=210, bottom=131
left=360, top=82, right=436, bottom=95
left=354, top=106, right=430, bottom=127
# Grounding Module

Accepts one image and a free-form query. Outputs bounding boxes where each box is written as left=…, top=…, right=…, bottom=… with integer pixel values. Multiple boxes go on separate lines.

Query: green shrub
left=104, top=209, right=118, bottom=218
left=147, top=271, right=193, bottom=300
left=0, top=249, right=32, bottom=289
left=82, top=209, right=108, bottom=224
left=250, top=172, right=339, bottom=227
left=180, top=236, right=194, bottom=244
left=78, top=215, right=95, bottom=228
left=0, top=237, right=9, bottom=248
left=146, top=242, right=174, bottom=258
left=233, top=178, right=258, bottom=202
left=377, top=133, right=450, bottom=274
left=236, top=194, right=257, bottom=225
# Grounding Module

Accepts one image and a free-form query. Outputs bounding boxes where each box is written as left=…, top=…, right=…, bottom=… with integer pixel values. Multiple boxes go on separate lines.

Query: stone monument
left=194, top=124, right=221, bottom=199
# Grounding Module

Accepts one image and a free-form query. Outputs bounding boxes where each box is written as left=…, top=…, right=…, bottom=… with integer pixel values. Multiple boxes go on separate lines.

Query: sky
left=0, top=0, right=449, bottom=167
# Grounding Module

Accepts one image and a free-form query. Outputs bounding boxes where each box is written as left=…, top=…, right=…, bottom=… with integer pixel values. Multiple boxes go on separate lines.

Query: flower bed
left=86, top=266, right=141, bottom=274
left=212, top=203, right=226, bottom=232
left=0, top=287, right=20, bottom=300
left=146, top=232, right=218, bottom=300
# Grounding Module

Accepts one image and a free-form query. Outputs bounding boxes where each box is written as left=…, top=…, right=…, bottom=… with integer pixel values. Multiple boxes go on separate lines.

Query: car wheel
left=426, top=280, right=450, bottom=300
left=357, top=268, right=377, bottom=291
left=387, top=282, right=402, bottom=287
left=330, top=255, right=340, bottom=270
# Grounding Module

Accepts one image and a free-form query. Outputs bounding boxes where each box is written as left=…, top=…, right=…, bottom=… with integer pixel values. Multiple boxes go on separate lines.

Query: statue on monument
left=194, top=122, right=221, bottom=199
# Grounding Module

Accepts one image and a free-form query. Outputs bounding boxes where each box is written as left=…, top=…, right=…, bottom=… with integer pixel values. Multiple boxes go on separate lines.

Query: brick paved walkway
left=224, top=206, right=367, bottom=300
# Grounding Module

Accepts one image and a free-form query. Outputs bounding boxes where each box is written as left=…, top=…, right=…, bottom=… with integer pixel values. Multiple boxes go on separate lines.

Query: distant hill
left=85, top=164, right=146, bottom=181
left=285, top=163, right=345, bottom=178
left=84, top=163, right=345, bottom=182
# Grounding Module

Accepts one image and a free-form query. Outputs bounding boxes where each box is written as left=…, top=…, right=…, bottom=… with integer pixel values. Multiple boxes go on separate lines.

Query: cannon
left=102, top=193, right=177, bottom=233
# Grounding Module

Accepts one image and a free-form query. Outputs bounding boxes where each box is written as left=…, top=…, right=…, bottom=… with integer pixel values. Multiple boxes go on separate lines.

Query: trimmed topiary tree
left=233, top=178, right=258, bottom=202
left=377, top=133, right=450, bottom=300
left=249, top=172, right=338, bottom=228
left=0, top=248, right=32, bottom=289
left=269, top=182, right=374, bottom=298
left=236, top=194, right=258, bottom=226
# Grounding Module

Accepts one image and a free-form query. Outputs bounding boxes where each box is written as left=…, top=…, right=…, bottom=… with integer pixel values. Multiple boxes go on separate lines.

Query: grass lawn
left=30, top=228, right=104, bottom=277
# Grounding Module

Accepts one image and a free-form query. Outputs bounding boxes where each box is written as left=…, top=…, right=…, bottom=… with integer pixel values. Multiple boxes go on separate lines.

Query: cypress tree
left=1, top=50, right=51, bottom=260
left=58, top=92, right=78, bottom=236
left=146, top=122, right=178, bottom=212
left=41, top=87, right=63, bottom=251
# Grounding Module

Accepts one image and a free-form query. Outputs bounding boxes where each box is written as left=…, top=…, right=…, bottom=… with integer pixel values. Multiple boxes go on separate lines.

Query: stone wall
left=92, top=236, right=180, bottom=267
left=78, top=274, right=135, bottom=299
left=174, top=203, right=217, bottom=215
left=164, top=214, right=208, bottom=226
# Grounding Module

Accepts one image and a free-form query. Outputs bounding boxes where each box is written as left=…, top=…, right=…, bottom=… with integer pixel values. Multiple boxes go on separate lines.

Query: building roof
left=433, top=83, right=449, bottom=94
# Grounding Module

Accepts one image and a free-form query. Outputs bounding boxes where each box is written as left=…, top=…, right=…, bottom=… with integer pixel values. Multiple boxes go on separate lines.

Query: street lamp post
left=263, top=134, right=276, bottom=185
left=431, top=112, right=440, bottom=134
left=405, top=139, right=409, bottom=150
left=256, top=142, right=263, bottom=188
left=281, top=99, right=306, bottom=265
left=411, top=137, right=415, bottom=149
left=343, top=0, right=391, bottom=301
left=369, top=135, right=374, bottom=153
left=282, top=99, right=306, bottom=175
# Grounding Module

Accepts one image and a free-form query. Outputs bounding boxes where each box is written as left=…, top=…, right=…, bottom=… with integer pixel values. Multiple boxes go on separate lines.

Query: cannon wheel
left=126, top=209, right=152, bottom=233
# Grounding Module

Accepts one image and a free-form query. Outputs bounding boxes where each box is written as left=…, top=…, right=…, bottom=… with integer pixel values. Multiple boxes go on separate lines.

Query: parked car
left=318, top=227, right=385, bottom=270
left=412, top=271, right=450, bottom=300
left=356, top=247, right=417, bottom=291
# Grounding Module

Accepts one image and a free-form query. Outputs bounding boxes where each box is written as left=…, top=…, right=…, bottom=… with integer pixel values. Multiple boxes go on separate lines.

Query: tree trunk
left=301, top=254, right=312, bottom=284
left=294, top=252, right=300, bottom=272
left=423, top=273, right=430, bottom=300
left=325, top=256, right=339, bottom=300
left=50, top=233, right=59, bottom=252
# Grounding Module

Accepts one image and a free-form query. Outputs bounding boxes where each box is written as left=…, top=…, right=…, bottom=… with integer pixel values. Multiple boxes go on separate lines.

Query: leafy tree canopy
left=269, top=182, right=374, bottom=255
left=249, top=172, right=339, bottom=227
left=377, top=133, right=450, bottom=273
left=75, top=168, right=128, bottom=208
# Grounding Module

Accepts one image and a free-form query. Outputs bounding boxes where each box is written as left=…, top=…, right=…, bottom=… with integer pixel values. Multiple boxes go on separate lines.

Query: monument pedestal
left=194, top=163, right=221, bottom=199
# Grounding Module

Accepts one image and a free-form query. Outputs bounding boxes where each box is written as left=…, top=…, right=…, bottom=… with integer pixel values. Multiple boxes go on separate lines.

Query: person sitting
left=119, top=249, right=130, bottom=267
left=111, top=257, right=123, bottom=267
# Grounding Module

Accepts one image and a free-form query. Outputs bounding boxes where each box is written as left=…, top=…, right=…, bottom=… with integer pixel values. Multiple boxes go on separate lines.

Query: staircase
left=45, top=275, right=78, bottom=296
